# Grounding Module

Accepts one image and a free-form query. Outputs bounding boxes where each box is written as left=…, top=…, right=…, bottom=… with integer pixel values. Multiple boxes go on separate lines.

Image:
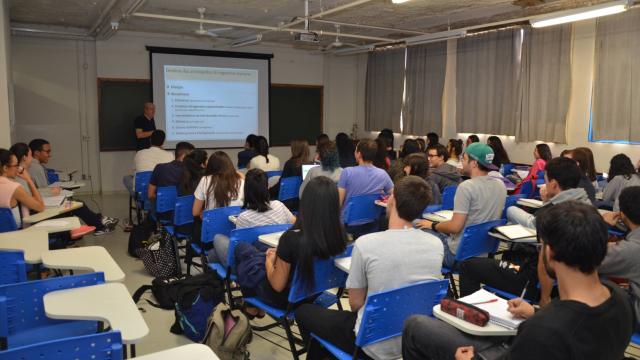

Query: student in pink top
left=0, top=148, right=44, bottom=226
left=514, top=143, right=553, bottom=194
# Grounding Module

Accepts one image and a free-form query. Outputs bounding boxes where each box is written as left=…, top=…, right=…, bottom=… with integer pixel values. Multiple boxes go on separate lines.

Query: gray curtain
left=517, top=25, right=572, bottom=143
left=591, top=8, right=640, bottom=142
left=402, top=42, right=447, bottom=135
left=365, top=48, right=406, bottom=133
left=456, top=28, right=522, bottom=135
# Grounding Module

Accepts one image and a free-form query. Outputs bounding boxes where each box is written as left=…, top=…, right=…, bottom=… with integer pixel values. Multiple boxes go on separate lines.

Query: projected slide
left=163, top=65, right=258, bottom=141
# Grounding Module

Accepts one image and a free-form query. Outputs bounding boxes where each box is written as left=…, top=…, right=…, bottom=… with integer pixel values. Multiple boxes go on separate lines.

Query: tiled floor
left=73, top=193, right=302, bottom=359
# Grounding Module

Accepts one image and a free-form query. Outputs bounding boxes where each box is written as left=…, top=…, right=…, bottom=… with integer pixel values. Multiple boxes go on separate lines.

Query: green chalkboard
left=269, top=84, right=323, bottom=146
left=98, top=79, right=151, bottom=151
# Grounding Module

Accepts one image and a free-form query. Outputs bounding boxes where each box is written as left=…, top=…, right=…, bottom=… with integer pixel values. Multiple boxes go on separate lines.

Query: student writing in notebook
left=402, top=202, right=634, bottom=360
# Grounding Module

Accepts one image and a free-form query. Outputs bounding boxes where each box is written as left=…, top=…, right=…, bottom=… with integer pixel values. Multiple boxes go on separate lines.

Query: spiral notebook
left=459, top=289, right=524, bottom=330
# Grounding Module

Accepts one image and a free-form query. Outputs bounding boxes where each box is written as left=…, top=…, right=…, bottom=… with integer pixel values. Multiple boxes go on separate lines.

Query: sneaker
left=94, top=227, right=115, bottom=236
left=101, top=216, right=119, bottom=228
left=71, top=225, right=96, bottom=240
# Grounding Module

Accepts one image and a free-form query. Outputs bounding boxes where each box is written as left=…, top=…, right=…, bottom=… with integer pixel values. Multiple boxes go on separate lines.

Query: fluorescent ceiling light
left=392, top=0, right=412, bottom=3
left=333, top=45, right=375, bottom=56
left=231, top=34, right=262, bottom=48
left=405, top=29, right=467, bottom=46
left=530, top=0, right=628, bottom=28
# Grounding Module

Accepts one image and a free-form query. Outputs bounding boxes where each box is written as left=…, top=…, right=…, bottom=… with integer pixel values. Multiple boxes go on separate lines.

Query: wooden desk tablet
left=433, top=304, right=517, bottom=337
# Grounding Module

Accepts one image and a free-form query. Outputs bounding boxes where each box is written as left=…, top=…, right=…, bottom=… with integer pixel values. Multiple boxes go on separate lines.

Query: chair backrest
left=520, top=180, right=534, bottom=198
left=502, top=194, right=526, bottom=219
left=441, top=185, right=457, bottom=210
left=266, top=170, right=283, bottom=188
left=134, top=171, right=153, bottom=209
left=2, top=331, right=123, bottom=360
left=156, top=186, right=177, bottom=214
left=454, top=219, right=507, bottom=262
left=288, top=254, right=349, bottom=304
left=0, top=208, right=18, bottom=233
left=201, top=206, right=242, bottom=246
left=354, top=279, right=449, bottom=348
left=501, top=163, right=515, bottom=177
left=535, top=170, right=545, bottom=180
left=45, top=168, right=59, bottom=185
left=343, top=193, right=383, bottom=226
left=173, top=195, right=195, bottom=227
left=0, top=251, right=27, bottom=285
left=227, top=224, right=292, bottom=270
left=0, top=272, right=105, bottom=337
left=265, top=170, right=283, bottom=179
left=278, top=176, right=302, bottom=202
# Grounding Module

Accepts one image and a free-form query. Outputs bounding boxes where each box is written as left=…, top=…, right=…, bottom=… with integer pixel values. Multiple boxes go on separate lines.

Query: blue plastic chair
left=167, top=195, right=195, bottom=238
left=132, top=171, right=153, bottom=223
left=501, top=163, right=515, bottom=177
left=0, top=208, right=18, bottom=233
left=520, top=180, right=534, bottom=198
left=441, top=185, right=457, bottom=211
left=311, top=279, right=450, bottom=360
left=631, top=331, right=640, bottom=346
left=442, top=219, right=507, bottom=298
left=187, top=206, right=242, bottom=275
left=0, top=272, right=105, bottom=349
left=343, top=193, right=384, bottom=227
left=45, top=169, right=59, bottom=185
left=278, top=176, right=302, bottom=202
left=0, top=251, right=27, bottom=285
left=265, top=170, right=283, bottom=179
left=214, top=224, right=292, bottom=305
left=244, top=254, right=349, bottom=359
left=155, top=186, right=177, bottom=225
left=502, top=194, right=527, bottom=219
left=1, top=331, right=123, bottom=360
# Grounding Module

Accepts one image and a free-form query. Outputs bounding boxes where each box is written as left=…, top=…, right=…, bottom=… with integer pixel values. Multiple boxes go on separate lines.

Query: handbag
left=440, top=298, right=490, bottom=327
left=138, top=229, right=180, bottom=278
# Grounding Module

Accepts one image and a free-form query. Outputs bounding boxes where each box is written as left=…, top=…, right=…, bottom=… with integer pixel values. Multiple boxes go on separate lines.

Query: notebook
left=428, top=210, right=454, bottom=221
left=302, top=164, right=320, bottom=180
left=495, top=224, right=536, bottom=240
left=459, top=289, right=524, bottom=330
left=43, top=195, right=66, bottom=207
left=517, top=198, right=543, bottom=208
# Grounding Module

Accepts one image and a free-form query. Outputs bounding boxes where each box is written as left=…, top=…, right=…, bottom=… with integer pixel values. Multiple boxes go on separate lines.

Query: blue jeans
left=122, top=175, right=135, bottom=196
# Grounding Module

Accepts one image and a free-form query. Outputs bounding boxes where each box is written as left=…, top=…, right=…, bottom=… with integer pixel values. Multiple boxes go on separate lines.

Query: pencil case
left=440, top=298, right=490, bottom=327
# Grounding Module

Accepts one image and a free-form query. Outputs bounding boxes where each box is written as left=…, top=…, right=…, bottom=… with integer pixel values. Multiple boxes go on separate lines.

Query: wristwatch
left=431, top=221, right=440, bottom=232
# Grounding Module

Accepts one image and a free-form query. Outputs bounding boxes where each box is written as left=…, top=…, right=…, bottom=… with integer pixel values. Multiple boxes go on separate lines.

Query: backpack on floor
left=138, top=229, right=180, bottom=278
left=128, top=217, right=156, bottom=258
left=132, top=272, right=224, bottom=311
left=169, top=272, right=226, bottom=342
left=203, top=304, right=252, bottom=360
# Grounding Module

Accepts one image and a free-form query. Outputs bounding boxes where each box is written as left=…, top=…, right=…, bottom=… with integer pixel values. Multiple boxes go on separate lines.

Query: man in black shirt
left=147, top=141, right=194, bottom=201
left=135, top=102, right=156, bottom=150
left=402, top=201, right=634, bottom=360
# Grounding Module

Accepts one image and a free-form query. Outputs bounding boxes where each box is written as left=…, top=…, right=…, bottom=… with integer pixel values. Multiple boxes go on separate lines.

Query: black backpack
left=132, top=272, right=225, bottom=311
left=128, top=217, right=156, bottom=258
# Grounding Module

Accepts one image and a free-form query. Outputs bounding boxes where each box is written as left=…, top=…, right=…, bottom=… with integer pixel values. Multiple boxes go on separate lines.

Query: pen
left=520, top=280, right=530, bottom=299
left=469, top=299, right=498, bottom=305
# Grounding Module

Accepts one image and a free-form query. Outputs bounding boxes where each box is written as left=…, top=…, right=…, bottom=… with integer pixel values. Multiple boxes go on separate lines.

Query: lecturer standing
left=135, top=102, right=157, bottom=150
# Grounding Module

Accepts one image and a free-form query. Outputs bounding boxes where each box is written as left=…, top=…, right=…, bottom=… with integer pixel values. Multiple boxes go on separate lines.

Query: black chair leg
left=283, top=318, right=301, bottom=360
left=448, top=273, right=459, bottom=299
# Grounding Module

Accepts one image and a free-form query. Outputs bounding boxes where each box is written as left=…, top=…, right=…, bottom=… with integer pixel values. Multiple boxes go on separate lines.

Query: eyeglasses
left=427, top=154, right=439, bottom=158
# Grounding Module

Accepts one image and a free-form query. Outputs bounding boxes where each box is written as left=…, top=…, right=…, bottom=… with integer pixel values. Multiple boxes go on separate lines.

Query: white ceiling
left=9, top=0, right=619, bottom=48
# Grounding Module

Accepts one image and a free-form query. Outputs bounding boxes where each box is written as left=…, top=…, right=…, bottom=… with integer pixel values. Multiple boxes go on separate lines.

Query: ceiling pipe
left=311, top=19, right=427, bottom=35
left=133, top=12, right=394, bottom=42
left=88, top=0, right=120, bottom=36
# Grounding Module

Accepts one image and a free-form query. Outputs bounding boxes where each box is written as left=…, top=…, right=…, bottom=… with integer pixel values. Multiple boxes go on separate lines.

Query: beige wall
left=358, top=19, right=640, bottom=173
left=12, top=31, right=360, bottom=192
left=0, top=0, right=12, bottom=148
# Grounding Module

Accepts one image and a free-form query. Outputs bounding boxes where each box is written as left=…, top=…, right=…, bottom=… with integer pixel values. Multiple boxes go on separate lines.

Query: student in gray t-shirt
left=295, top=176, right=443, bottom=360
left=417, top=143, right=506, bottom=268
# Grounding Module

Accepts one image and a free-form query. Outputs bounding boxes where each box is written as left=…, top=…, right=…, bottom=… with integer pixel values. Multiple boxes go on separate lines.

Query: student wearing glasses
left=0, top=148, right=44, bottom=226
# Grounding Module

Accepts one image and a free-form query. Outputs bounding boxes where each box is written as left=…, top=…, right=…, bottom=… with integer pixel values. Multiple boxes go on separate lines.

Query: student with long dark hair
left=564, top=148, right=596, bottom=203
left=403, top=153, right=441, bottom=205
left=446, top=139, right=463, bottom=169
left=237, top=134, right=258, bottom=169
left=514, top=143, right=552, bottom=194
left=388, top=139, right=421, bottom=182
left=378, top=128, right=396, bottom=161
left=0, top=148, right=44, bottom=226
left=248, top=136, right=280, bottom=171
left=272, top=139, right=310, bottom=209
left=603, top=154, right=640, bottom=211
left=193, top=151, right=243, bottom=217
left=486, top=136, right=510, bottom=169
left=373, top=137, right=391, bottom=170
left=336, top=132, right=357, bottom=168
left=179, top=149, right=207, bottom=196
left=235, top=176, right=346, bottom=313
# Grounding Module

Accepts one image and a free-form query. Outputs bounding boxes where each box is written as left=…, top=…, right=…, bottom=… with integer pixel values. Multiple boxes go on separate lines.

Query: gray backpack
left=203, top=304, right=252, bottom=360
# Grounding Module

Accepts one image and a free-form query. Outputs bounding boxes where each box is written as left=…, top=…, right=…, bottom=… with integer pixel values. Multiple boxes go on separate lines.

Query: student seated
left=513, top=143, right=552, bottom=194
left=147, top=141, right=195, bottom=201
left=602, top=154, right=640, bottom=211
left=373, top=137, right=391, bottom=170
left=427, top=144, right=462, bottom=193
left=299, top=141, right=342, bottom=197
left=563, top=148, right=596, bottom=203
left=336, top=132, right=357, bottom=168
left=26, top=140, right=118, bottom=235
left=295, top=176, right=443, bottom=360
left=465, top=134, right=479, bottom=147
left=337, top=139, right=393, bottom=236
left=427, top=132, right=440, bottom=147
left=417, top=143, right=506, bottom=268
left=600, top=186, right=640, bottom=328
left=446, top=139, right=463, bottom=170
left=271, top=139, right=310, bottom=210
left=378, top=128, right=396, bottom=161
left=402, top=153, right=441, bottom=205
left=486, top=136, right=510, bottom=170
left=207, top=169, right=294, bottom=267
left=402, top=202, right=634, bottom=360
left=178, top=149, right=207, bottom=196
left=133, top=130, right=174, bottom=174
left=0, top=148, right=45, bottom=225
left=460, top=157, right=590, bottom=301
left=235, top=176, right=346, bottom=313
left=248, top=136, right=280, bottom=172
left=237, top=134, right=258, bottom=169
left=388, top=139, right=421, bottom=182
